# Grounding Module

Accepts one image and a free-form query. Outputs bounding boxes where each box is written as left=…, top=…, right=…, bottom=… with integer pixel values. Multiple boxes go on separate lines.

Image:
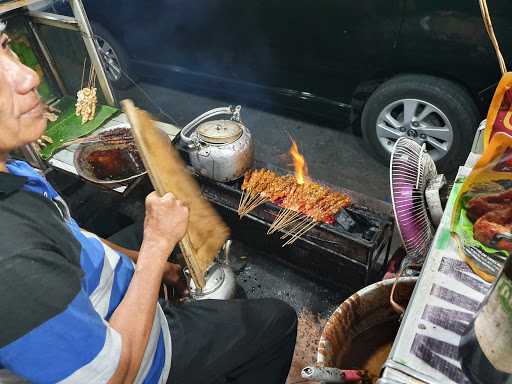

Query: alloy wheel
left=375, top=98, right=454, bottom=161
left=94, top=36, right=123, bottom=82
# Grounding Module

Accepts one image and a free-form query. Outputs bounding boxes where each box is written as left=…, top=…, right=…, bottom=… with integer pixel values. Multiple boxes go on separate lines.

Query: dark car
left=56, top=0, right=511, bottom=171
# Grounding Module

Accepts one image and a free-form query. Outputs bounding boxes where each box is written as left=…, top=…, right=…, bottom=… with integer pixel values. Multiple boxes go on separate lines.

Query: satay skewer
left=238, top=168, right=351, bottom=245
left=271, top=208, right=293, bottom=229
left=239, top=169, right=277, bottom=216
left=240, top=194, right=269, bottom=216
left=280, top=214, right=307, bottom=231
left=238, top=193, right=257, bottom=216
left=268, top=208, right=295, bottom=232
left=272, top=209, right=303, bottom=233
left=280, top=215, right=311, bottom=239
left=268, top=209, right=302, bottom=234
left=238, top=170, right=253, bottom=213
left=238, top=190, right=246, bottom=212
left=239, top=169, right=261, bottom=215
left=239, top=187, right=257, bottom=216
left=238, top=190, right=250, bottom=215
left=283, top=219, right=318, bottom=246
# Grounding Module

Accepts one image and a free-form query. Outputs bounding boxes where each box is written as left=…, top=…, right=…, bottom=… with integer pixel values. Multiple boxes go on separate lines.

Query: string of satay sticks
left=238, top=169, right=351, bottom=246
left=37, top=59, right=98, bottom=148
left=76, top=58, right=98, bottom=125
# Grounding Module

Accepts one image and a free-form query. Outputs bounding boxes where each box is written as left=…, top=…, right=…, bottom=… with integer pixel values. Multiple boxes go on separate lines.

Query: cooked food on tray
left=94, top=127, right=135, bottom=146
left=240, top=168, right=351, bottom=223
left=239, top=168, right=351, bottom=246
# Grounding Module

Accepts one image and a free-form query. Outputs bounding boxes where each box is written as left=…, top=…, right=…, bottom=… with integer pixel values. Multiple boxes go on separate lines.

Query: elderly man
left=0, top=23, right=297, bottom=384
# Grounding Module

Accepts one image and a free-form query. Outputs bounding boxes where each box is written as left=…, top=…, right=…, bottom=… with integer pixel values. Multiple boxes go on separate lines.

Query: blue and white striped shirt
left=0, top=161, right=171, bottom=383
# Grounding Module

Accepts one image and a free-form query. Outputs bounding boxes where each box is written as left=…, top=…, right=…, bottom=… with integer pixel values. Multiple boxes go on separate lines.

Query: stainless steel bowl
left=73, top=124, right=146, bottom=184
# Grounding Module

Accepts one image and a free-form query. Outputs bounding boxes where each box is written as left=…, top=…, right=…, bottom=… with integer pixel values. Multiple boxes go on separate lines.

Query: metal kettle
left=180, top=105, right=254, bottom=182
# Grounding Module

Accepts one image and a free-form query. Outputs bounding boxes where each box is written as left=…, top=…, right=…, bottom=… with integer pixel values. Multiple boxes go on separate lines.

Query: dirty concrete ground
left=229, top=241, right=345, bottom=383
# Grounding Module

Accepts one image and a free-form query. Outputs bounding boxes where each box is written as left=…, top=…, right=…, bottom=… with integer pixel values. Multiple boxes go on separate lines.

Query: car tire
left=91, top=23, right=134, bottom=90
left=361, top=74, right=479, bottom=173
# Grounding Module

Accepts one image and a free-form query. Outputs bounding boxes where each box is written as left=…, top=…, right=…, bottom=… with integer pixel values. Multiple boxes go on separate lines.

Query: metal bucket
left=315, top=277, right=417, bottom=380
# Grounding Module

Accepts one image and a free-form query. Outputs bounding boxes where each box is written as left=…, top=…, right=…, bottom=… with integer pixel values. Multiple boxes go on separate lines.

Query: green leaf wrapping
left=40, top=96, right=118, bottom=160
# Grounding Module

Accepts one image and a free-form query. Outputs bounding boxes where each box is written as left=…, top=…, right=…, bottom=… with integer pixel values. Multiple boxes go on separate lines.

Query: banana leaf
left=40, top=96, right=119, bottom=160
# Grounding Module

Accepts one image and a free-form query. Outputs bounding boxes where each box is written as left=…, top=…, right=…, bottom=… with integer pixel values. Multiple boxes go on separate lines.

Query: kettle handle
left=180, top=105, right=242, bottom=143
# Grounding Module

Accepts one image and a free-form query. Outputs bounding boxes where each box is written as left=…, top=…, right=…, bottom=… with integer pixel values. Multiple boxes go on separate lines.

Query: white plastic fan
left=390, top=137, right=446, bottom=265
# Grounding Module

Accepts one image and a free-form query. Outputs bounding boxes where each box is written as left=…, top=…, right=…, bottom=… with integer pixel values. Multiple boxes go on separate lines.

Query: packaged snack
left=483, top=73, right=512, bottom=147
left=452, top=133, right=512, bottom=282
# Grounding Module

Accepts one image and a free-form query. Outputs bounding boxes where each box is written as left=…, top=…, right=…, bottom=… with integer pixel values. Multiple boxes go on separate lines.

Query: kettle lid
left=197, top=120, right=243, bottom=144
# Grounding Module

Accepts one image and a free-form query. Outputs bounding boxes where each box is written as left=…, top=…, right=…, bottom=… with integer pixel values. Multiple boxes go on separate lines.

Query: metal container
left=73, top=124, right=146, bottom=184
left=188, top=263, right=236, bottom=300
left=310, top=277, right=417, bottom=382
left=187, top=240, right=236, bottom=300
left=180, top=106, right=254, bottom=182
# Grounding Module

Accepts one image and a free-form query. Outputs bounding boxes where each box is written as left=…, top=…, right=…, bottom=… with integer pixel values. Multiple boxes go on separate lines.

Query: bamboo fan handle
left=479, top=0, right=507, bottom=75
left=121, top=99, right=206, bottom=289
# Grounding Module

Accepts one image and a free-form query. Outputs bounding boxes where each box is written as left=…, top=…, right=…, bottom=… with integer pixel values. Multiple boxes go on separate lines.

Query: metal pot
left=180, top=105, right=254, bottom=182
left=186, top=240, right=237, bottom=301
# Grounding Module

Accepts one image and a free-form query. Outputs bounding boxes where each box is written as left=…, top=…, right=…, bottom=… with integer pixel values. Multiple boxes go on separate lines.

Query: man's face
left=0, top=32, right=46, bottom=152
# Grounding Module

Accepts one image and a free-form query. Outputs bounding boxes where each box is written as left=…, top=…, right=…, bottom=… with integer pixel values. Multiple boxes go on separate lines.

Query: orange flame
left=289, top=139, right=308, bottom=184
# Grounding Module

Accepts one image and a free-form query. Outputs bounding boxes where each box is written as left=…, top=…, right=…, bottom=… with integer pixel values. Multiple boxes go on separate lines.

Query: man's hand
left=142, top=192, right=189, bottom=259
left=163, top=262, right=189, bottom=297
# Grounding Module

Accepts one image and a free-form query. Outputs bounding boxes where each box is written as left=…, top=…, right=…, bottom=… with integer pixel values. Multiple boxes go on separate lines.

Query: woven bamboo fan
left=121, top=100, right=230, bottom=289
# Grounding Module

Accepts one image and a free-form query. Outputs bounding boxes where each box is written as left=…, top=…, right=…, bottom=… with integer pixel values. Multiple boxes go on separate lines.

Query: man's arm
left=107, top=192, right=188, bottom=384
left=100, top=234, right=188, bottom=297
left=100, top=238, right=139, bottom=263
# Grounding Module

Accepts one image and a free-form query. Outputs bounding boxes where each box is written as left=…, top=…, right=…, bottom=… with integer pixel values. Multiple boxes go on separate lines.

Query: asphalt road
left=118, top=82, right=391, bottom=202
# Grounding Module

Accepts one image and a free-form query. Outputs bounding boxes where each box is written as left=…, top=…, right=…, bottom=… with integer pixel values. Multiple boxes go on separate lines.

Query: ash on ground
left=286, top=309, right=327, bottom=384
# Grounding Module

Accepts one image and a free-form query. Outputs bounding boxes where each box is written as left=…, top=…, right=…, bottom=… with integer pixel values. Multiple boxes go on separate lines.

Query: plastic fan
left=390, top=137, right=443, bottom=265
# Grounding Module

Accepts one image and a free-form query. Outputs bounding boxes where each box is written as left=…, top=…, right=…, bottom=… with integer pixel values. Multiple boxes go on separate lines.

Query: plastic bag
left=483, top=72, right=512, bottom=147
left=452, top=132, right=512, bottom=282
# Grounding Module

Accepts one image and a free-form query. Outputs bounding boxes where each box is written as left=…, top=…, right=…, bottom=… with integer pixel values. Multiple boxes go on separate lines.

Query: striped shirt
left=0, top=161, right=171, bottom=383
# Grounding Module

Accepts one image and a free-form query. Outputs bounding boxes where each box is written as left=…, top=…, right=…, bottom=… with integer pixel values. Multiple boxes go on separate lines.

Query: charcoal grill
left=194, top=160, right=394, bottom=293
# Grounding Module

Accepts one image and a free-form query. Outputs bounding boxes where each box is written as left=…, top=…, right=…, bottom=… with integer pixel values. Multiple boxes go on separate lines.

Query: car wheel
left=91, top=23, right=134, bottom=90
left=361, top=74, right=479, bottom=172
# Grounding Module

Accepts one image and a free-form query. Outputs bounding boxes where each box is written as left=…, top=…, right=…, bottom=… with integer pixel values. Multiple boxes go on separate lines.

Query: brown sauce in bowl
left=86, top=146, right=143, bottom=181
